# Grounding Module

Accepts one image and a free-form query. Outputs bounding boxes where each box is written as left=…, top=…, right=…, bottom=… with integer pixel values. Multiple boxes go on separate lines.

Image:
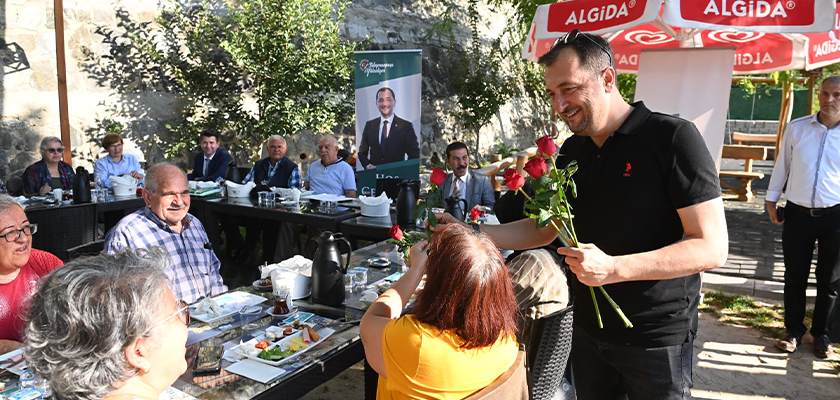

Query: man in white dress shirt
left=438, top=142, right=495, bottom=213
left=767, top=76, right=840, bottom=359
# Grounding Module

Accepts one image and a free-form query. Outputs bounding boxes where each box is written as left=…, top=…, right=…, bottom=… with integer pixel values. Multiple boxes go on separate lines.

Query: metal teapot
left=310, top=231, right=352, bottom=306
left=444, top=196, right=468, bottom=222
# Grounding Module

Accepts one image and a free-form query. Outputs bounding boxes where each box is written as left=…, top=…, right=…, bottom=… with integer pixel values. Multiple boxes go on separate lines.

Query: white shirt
left=203, top=152, right=216, bottom=176
left=379, top=115, right=395, bottom=145
left=449, top=171, right=470, bottom=199
left=766, top=113, right=840, bottom=208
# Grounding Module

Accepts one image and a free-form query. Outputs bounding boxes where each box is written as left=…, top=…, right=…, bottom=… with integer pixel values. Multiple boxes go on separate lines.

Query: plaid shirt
left=104, top=208, right=227, bottom=303
left=21, top=160, right=75, bottom=194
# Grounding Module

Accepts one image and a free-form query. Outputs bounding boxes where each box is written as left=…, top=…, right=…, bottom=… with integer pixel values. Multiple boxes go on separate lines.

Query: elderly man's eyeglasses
left=1, top=224, right=38, bottom=242
left=148, top=299, right=190, bottom=331
left=46, top=148, right=65, bottom=154
left=553, top=29, right=614, bottom=68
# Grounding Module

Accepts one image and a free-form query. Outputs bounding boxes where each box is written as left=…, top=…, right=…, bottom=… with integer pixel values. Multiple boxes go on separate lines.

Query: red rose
left=536, top=136, right=557, bottom=157
left=430, top=167, right=447, bottom=186
left=503, top=169, right=525, bottom=191
left=388, top=225, right=404, bottom=241
left=523, top=157, right=547, bottom=179
left=469, top=208, right=481, bottom=221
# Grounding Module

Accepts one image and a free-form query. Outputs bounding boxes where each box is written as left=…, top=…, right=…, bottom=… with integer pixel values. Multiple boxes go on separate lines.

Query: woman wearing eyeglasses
left=94, top=133, right=145, bottom=189
left=0, top=194, right=62, bottom=353
left=21, top=136, right=76, bottom=196
left=360, top=224, right=520, bottom=399
left=25, top=247, right=189, bottom=400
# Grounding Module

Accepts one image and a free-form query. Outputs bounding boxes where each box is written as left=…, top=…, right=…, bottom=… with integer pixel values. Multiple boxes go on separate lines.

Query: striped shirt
left=104, top=208, right=227, bottom=303
left=507, top=248, right=570, bottom=352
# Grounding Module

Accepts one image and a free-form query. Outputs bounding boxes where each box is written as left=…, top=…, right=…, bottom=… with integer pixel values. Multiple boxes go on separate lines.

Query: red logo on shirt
left=623, top=162, right=632, bottom=177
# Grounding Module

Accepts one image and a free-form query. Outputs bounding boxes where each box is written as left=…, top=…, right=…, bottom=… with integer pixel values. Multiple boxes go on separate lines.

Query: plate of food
left=252, top=278, right=272, bottom=292
left=232, top=324, right=334, bottom=366
left=190, top=292, right=267, bottom=324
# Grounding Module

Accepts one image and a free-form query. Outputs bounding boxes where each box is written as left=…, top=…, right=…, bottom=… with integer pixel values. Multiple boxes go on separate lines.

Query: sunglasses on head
left=46, top=148, right=65, bottom=154
left=553, top=29, right=614, bottom=68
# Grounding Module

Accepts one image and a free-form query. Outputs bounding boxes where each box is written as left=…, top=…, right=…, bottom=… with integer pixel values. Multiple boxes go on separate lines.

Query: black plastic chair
left=6, top=177, right=24, bottom=196
left=527, top=306, right=574, bottom=400
left=65, top=240, right=105, bottom=260
left=26, top=204, right=96, bottom=261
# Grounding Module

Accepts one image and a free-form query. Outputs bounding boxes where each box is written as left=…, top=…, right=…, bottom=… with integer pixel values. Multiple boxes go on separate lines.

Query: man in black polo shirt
left=436, top=31, right=727, bottom=399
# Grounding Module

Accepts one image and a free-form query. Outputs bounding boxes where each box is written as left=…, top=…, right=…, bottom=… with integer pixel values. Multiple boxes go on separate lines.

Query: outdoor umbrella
left=522, top=0, right=840, bottom=74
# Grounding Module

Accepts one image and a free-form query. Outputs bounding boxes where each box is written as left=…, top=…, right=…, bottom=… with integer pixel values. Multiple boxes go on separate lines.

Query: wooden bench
left=732, top=132, right=776, bottom=158
left=720, top=144, right=768, bottom=201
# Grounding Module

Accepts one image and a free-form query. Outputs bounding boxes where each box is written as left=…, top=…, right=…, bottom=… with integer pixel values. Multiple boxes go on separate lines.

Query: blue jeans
left=570, top=326, right=694, bottom=400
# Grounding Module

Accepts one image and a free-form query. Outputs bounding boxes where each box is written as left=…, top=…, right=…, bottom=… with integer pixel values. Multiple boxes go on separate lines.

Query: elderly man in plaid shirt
left=105, top=163, right=227, bottom=303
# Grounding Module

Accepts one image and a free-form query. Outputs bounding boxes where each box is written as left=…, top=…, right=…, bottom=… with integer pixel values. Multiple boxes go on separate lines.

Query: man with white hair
left=104, top=163, right=227, bottom=303
left=305, top=134, right=356, bottom=197
left=241, top=135, right=302, bottom=263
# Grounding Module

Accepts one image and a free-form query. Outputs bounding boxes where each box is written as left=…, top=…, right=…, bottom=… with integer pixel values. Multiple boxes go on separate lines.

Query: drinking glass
left=343, top=273, right=354, bottom=292
left=239, top=305, right=262, bottom=332
left=258, top=191, right=275, bottom=207
left=350, top=267, right=368, bottom=288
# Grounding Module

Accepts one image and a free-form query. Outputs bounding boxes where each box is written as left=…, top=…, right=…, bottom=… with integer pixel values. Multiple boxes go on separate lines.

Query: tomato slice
left=255, top=340, right=270, bottom=349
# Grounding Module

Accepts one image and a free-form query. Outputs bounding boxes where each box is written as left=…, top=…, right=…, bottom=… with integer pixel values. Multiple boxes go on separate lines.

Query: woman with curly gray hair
left=24, top=247, right=189, bottom=400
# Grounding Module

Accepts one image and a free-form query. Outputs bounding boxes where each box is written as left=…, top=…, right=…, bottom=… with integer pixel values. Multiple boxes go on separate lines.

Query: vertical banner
left=354, top=50, right=422, bottom=197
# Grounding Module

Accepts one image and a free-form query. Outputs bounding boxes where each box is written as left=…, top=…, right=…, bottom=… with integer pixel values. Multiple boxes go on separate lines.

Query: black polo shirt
left=556, top=101, right=720, bottom=347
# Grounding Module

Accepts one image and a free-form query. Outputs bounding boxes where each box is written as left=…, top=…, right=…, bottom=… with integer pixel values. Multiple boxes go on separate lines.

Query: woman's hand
left=407, top=240, right=429, bottom=270
left=38, top=184, right=52, bottom=196
left=430, top=212, right=464, bottom=231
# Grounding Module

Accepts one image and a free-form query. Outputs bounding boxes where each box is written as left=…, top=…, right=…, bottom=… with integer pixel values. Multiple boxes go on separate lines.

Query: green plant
left=494, top=141, right=520, bottom=158
left=140, top=0, right=360, bottom=160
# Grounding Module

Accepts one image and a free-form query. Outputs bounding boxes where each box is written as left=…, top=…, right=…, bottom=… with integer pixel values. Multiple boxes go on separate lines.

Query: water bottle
left=94, top=174, right=104, bottom=202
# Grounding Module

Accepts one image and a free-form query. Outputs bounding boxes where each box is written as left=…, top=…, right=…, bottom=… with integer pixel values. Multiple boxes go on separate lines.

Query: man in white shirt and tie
left=767, top=76, right=840, bottom=359
left=438, top=141, right=495, bottom=214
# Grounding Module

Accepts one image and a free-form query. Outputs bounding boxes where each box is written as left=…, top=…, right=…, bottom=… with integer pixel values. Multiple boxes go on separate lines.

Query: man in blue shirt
left=104, top=163, right=227, bottom=303
left=187, top=129, right=233, bottom=182
left=305, top=134, right=356, bottom=197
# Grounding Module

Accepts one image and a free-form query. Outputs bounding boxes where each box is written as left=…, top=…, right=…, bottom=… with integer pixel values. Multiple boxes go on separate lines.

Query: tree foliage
left=140, top=0, right=360, bottom=160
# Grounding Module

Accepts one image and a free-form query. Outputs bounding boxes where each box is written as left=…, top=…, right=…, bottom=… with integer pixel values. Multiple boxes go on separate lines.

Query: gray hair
left=24, top=247, right=173, bottom=400
left=268, top=135, right=286, bottom=145
left=143, top=162, right=186, bottom=195
left=39, top=136, right=63, bottom=153
left=822, top=76, right=840, bottom=87
left=0, top=193, right=23, bottom=216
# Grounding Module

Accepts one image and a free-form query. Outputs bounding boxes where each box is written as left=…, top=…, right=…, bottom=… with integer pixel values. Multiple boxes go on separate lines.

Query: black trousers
left=782, top=203, right=840, bottom=339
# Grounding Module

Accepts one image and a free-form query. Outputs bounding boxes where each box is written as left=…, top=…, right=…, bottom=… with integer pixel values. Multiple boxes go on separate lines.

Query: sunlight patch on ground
left=691, top=389, right=786, bottom=400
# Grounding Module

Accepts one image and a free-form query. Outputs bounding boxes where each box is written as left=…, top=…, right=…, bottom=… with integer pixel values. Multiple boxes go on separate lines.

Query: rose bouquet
left=504, top=136, right=632, bottom=329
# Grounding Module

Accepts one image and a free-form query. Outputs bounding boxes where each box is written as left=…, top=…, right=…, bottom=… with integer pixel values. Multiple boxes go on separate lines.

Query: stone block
left=372, top=28, right=387, bottom=44
left=36, top=33, right=57, bottom=59
left=17, top=6, right=45, bottom=31
left=64, top=7, right=92, bottom=24
left=92, top=7, right=114, bottom=25
left=30, top=60, right=57, bottom=91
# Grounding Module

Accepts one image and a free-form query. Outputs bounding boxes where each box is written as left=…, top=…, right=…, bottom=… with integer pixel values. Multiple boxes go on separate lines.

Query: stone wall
left=725, top=120, right=780, bottom=137
left=0, top=0, right=547, bottom=183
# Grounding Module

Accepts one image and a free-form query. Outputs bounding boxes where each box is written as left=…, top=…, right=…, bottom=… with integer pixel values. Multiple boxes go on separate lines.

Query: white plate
left=233, top=325, right=335, bottom=366
left=266, top=307, right=298, bottom=319
left=190, top=292, right=267, bottom=324
left=252, top=280, right=272, bottom=292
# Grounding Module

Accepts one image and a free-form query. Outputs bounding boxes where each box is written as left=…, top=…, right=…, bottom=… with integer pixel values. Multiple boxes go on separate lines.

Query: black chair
left=527, top=306, right=574, bottom=400
left=6, top=177, right=23, bottom=196
left=65, top=240, right=105, bottom=260
left=26, top=204, right=96, bottom=261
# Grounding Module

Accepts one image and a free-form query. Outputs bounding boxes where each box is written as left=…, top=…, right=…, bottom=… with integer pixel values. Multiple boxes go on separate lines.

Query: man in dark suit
left=438, top=141, right=495, bottom=213
left=187, top=129, right=233, bottom=181
left=357, top=87, right=420, bottom=169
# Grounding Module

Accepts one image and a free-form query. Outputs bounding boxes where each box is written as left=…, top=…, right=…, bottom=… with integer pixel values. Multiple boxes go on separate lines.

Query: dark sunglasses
left=46, top=148, right=65, bottom=154
left=553, top=29, right=614, bottom=68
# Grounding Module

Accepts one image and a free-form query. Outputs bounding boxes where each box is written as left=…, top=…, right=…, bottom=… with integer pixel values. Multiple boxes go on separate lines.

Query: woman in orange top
left=360, top=224, right=520, bottom=399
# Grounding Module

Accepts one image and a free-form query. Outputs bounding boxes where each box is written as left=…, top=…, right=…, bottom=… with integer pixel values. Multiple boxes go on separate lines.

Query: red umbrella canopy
left=522, top=0, right=838, bottom=74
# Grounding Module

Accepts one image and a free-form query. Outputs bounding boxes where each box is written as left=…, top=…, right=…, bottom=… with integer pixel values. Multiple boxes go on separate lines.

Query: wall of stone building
left=0, top=0, right=547, bottom=183
left=724, top=120, right=780, bottom=137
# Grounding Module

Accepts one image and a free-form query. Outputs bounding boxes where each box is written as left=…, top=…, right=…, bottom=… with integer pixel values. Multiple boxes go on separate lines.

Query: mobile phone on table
left=194, top=345, right=224, bottom=375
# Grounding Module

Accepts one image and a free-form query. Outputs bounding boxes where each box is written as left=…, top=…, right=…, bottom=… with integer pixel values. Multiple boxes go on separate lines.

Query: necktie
left=381, top=120, right=389, bottom=145
left=452, top=178, right=461, bottom=198
left=203, top=158, right=210, bottom=176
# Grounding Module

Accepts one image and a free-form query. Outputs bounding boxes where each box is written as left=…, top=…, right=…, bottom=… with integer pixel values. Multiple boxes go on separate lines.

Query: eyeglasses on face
left=108, top=143, right=123, bottom=149
left=553, top=29, right=614, bottom=68
left=1, top=224, right=38, bottom=242
left=46, top=148, right=65, bottom=154
left=148, top=299, right=190, bottom=332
